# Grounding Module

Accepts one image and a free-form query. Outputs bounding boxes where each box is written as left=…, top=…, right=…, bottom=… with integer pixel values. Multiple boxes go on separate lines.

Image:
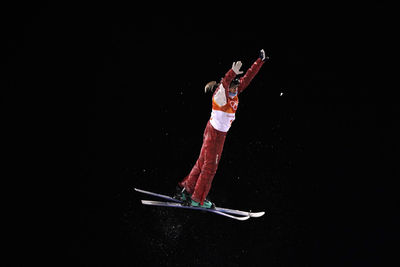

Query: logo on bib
left=229, top=100, right=238, bottom=111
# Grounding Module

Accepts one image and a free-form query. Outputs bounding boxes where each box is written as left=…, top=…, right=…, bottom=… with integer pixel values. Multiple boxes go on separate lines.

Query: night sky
left=5, top=2, right=396, bottom=266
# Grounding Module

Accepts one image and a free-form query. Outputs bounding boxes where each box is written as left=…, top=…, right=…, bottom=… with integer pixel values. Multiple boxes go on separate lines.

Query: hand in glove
left=259, top=49, right=269, bottom=61
left=232, top=61, right=243, bottom=75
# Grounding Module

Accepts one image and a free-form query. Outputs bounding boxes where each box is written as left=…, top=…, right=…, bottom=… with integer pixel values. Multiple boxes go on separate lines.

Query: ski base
left=141, top=200, right=250, bottom=221
left=135, top=188, right=265, bottom=220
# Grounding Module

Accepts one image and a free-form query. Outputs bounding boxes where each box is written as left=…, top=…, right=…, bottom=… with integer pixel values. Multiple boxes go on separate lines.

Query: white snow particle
left=280, top=92, right=283, bottom=96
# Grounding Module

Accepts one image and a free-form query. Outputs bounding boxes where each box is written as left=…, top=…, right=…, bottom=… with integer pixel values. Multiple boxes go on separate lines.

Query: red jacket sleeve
left=238, top=58, right=264, bottom=94
left=213, top=68, right=236, bottom=99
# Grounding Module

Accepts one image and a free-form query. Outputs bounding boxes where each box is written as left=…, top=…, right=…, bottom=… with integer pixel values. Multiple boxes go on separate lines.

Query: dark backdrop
left=5, top=2, right=396, bottom=266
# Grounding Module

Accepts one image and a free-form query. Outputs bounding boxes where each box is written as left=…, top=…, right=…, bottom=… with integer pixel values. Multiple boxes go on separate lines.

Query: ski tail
left=134, top=188, right=181, bottom=203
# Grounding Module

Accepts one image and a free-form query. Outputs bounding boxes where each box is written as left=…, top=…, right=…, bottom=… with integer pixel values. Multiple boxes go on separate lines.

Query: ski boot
left=189, top=198, right=216, bottom=209
left=174, top=185, right=215, bottom=209
left=173, top=185, right=191, bottom=202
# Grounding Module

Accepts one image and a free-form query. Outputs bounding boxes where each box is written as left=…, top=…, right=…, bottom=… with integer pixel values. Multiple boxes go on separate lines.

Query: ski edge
left=141, top=200, right=250, bottom=221
left=134, top=188, right=265, bottom=218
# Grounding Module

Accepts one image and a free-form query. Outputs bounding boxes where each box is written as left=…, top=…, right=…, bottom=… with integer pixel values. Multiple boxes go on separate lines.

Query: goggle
left=231, top=77, right=240, bottom=86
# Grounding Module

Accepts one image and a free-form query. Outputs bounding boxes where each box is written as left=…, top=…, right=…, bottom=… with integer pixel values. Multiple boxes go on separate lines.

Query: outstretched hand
left=259, top=49, right=269, bottom=61
left=232, top=61, right=243, bottom=75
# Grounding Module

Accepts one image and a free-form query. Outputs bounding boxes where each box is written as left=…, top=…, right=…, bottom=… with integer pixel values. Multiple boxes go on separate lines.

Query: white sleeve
left=213, top=84, right=227, bottom=107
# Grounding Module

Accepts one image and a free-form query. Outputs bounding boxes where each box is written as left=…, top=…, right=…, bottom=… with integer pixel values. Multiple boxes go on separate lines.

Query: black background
left=4, top=2, right=397, bottom=266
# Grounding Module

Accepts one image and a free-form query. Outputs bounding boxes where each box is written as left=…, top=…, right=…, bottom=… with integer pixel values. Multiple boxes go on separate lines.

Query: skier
left=175, top=49, right=268, bottom=208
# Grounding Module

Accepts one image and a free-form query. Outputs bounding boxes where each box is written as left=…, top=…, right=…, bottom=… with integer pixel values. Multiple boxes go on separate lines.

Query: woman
left=175, top=49, right=268, bottom=208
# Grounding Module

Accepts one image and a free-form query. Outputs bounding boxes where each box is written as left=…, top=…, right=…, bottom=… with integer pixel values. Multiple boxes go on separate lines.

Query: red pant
left=179, top=120, right=227, bottom=204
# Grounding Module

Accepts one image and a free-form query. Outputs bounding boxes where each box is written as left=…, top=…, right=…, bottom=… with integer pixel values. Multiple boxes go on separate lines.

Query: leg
left=191, top=123, right=226, bottom=205
left=179, top=123, right=209, bottom=194
left=179, top=153, right=204, bottom=195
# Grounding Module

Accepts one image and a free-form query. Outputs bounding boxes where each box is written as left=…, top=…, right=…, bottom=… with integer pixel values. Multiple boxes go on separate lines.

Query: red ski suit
left=180, top=58, right=264, bottom=204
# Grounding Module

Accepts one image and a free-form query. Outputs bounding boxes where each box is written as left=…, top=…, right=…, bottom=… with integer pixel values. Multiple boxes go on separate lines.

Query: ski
left=141, top=200, right=250, bottom=221
left=134, top=188, right=265, bottom=218
left=134, top=188, right=181, bottom=203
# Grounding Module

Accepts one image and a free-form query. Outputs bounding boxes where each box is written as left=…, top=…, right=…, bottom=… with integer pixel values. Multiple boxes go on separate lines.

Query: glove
left=232, top=61, right=243, bottom=75
left=259, top=49, right=269, bottom=61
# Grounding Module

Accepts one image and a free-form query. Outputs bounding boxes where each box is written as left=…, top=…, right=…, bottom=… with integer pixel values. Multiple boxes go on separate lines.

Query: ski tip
left=236, top=216, right=251, bottom=221
left=250, top=211, right=265, bottom=218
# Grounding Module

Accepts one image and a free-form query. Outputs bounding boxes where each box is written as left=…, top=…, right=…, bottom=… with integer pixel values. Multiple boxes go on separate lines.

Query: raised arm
left=213, top=61, right=243, bottom=101
left=238, top=49, right=268, bottom=94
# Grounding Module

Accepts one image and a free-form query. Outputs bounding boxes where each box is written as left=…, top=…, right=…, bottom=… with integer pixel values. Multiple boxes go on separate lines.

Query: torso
left=209, top=84, right=239, bottom=132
